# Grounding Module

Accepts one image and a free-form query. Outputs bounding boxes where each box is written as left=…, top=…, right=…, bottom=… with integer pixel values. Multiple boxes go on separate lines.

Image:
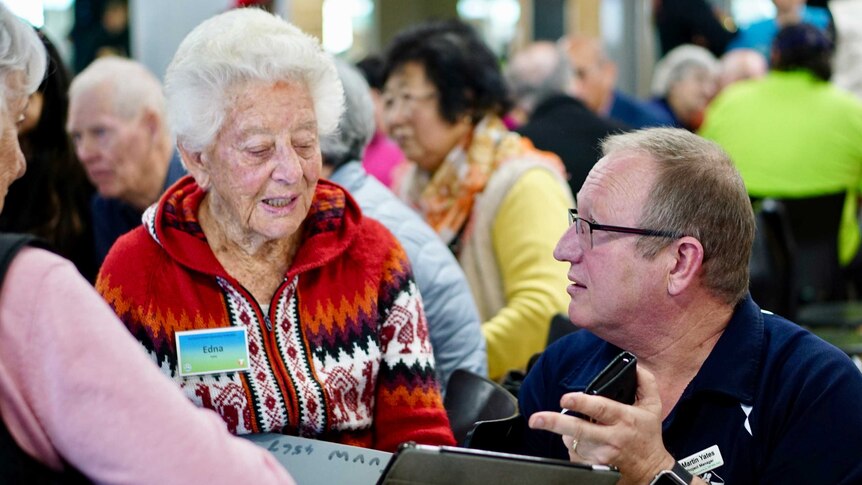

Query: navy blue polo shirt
left=519, top=295, right=862, bottom=484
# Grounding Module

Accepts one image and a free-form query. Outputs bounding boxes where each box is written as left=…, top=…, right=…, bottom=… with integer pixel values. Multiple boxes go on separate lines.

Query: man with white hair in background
left=561, top=34, right=673, bottom=129
left=67, top=57, right=185, bottom=266
left=507, top=41, right=628, bottom=196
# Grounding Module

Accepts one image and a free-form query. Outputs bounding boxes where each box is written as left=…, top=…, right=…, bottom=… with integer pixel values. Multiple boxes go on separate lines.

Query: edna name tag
left=175, top=327, right=250, bottom=377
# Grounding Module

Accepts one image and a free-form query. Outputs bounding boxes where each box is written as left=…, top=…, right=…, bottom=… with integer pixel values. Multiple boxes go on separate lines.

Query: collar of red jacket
left=146, top=175, right=361, bottom=278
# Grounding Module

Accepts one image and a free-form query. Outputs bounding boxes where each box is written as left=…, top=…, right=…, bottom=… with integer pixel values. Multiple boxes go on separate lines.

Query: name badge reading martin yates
left=175, top=327, right=251, bottom=377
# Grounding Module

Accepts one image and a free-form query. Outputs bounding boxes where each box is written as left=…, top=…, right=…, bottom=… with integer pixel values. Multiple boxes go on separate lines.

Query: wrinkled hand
left=528, top=366, right=676, bottom=485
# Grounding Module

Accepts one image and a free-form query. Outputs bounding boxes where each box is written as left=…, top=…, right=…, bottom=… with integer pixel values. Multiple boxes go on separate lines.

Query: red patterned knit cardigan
left=96, top=176, right=455, bottom=451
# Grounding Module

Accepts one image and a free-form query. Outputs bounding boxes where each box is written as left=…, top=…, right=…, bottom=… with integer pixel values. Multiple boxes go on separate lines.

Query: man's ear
left=177, top=142, right=210, bottom=190
left=667, top=236, right=705, bottom=296
left=140, top=108, right=161, bottom=141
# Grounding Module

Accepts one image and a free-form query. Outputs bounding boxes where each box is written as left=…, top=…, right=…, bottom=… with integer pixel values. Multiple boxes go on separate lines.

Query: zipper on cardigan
left=264, top=313, right=273, bottom=331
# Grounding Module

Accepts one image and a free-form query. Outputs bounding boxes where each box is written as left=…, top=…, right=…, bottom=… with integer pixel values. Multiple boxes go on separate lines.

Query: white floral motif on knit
left=272, top=276, right=327, bottom=436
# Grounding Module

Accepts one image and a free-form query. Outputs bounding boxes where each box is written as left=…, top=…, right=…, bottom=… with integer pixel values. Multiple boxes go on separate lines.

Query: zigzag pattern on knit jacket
left=96, top=176, right=455, bottom=451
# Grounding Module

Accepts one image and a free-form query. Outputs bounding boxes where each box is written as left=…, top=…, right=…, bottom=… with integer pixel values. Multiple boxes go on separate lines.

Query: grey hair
left=68, top=56, right=166, bottom=122
left=0, top=4, right=46, bottom=105
left=601, top=128, right=755, bottom=305
left=505, top=41, right=573, bottom=116
left=320, top=58, right=375, bottom=168
left=650, top=45, right=719, bottom=97
left=165, top=8, right=344, bottom=153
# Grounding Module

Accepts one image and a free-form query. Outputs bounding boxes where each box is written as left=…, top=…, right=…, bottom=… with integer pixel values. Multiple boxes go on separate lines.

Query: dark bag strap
left=0, top=233, right=89, bottom=484
left=0, top=233, right=41, bottom=283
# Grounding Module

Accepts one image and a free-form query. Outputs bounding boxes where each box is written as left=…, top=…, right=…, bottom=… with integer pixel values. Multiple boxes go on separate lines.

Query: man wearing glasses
left=519, top=128, right=862, bottom=484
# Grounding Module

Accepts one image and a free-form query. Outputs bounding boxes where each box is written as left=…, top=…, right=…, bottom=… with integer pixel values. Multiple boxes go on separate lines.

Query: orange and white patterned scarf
left=393, top=115, right=565, bottom=246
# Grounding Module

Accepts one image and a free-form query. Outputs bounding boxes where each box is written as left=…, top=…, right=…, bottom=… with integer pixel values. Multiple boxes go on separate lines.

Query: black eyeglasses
left=568, top=208, right=681, bottom=249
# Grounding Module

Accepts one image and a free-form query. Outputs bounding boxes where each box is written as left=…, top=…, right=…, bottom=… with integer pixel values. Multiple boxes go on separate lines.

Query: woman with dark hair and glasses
left=382, top=19, right=574, bottom=380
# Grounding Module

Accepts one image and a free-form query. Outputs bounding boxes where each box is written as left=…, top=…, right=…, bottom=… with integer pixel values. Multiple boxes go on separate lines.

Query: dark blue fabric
left=646, top=97, right=683, bottom=129
left=519, top=295, right=862, bottom=484
left=609, top=91, right=675, bottom=129
left=515, top=94, right=629, bottom=196
left=91, top=152, right=185, bottom=267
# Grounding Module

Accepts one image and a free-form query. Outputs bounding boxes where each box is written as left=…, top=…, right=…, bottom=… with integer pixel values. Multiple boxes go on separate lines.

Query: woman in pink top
left=356, top=56, right=405, bottom=187
left=0, top=5, right=293, bottom=484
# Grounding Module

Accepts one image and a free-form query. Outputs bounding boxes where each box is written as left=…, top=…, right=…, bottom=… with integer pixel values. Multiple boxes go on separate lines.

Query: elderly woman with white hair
left=0, top=4, right=295, bottom=483
left=96, top=8, right=454, bottom=451
left=648, top=44, right=719, bottom=131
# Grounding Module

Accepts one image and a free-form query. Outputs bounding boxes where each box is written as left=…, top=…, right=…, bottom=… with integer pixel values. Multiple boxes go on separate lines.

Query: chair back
left=547, top=313, right=578, bottom=347
left=775, top=193, right=848, bottom=303
left=444, top=369, right=519, bottom=446
left=749, top=199, right=797, bottom=318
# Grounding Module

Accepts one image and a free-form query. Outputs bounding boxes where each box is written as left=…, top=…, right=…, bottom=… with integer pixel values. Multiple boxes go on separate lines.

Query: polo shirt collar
left=682, top=294, right=763, bottom=404
left=556, top=295, right=763, bottom=404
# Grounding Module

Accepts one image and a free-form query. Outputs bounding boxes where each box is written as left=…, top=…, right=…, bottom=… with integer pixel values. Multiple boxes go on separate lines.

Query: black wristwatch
left=649, top=461, right=694, bottom=485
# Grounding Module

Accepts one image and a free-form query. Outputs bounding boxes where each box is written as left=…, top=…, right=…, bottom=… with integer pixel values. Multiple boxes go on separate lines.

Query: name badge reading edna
left=175, top=327, right=250, bottom=377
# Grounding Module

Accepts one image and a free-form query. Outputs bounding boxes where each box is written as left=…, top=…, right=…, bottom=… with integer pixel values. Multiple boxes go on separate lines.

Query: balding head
left=505, top=41, right=573, bottom=118
left=69, top=57, right=166, bottom=124
left=719, top=49, right=767, bottom=89
left=67, top=57, right=173, bottom=208
left=561, top=34, right=617, bottom=114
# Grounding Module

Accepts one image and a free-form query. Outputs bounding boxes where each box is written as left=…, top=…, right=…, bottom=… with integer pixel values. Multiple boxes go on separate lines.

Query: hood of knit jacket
left=142, top=175, right=362, bottom=280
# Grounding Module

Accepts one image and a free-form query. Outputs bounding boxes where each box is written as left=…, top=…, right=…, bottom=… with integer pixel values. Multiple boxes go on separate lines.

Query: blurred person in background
left=507, top=41, right=628, bottom=196
left=322, top=58, right=487, bottom=391
left=97, top=8, right=454, bottom=451
left=717, top=48, right=769, bottom=90
left=700, top=24, right=862, bottom=272
left=68, top=0, right=129, bottom=73
left=355, top=55, right=405, bottom=188
left=67, top=56, right=185, bottom=267
left=560, top=34, right=672, bottom=129
left=649, top=44, right=720, bottom=131
left=382, top=19, right=573, bottom=380
left=0, top=4, right=294, bottom=483
left=829, top=0, right=862, bottom=99
left=653, top=0, right=736, bottom=57
left=0, top=29, right=97, bottom=281
left=728, top=0, right=832, bottom=61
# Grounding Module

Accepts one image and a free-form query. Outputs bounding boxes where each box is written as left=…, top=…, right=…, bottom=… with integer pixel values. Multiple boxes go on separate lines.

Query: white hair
left=0, top=3, right=46, bottom=104
left=650, top=44, right=719, bottom=97
left=68, top=56, right=166, bottom=122
left=320, top=58, right=374, bottom=167
left=165, top=8, right=344, bottom=153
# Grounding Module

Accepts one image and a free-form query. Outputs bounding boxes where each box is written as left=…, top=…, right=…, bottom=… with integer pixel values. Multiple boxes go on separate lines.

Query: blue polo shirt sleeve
left=518, top=347, right=564, bottom=459
left=518, top=331, right=611, bottom=460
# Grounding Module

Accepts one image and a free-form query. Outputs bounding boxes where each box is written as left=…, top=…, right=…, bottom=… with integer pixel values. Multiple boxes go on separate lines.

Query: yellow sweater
left=476, top=167, right=572, bottom=379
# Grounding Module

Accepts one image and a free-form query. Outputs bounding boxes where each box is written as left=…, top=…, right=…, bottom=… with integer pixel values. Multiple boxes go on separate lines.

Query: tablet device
left=376, top=442, right=620, bottom=485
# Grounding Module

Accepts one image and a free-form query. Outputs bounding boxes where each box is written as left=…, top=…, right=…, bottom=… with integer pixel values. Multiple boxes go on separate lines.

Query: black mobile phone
left=566, top=351, right=637, bottom=423
left=585, top=351, right=637, bottom=405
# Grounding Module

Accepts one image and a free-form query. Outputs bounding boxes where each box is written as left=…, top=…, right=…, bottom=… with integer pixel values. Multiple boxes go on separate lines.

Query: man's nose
left=554, top=225, right=585, bottom=263
left=75, top=134, right=98, bottom=162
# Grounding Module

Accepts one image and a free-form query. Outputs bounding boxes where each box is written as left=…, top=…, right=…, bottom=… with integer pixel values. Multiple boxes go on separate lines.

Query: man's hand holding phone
left=528, top=355, right=682, bottom=485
